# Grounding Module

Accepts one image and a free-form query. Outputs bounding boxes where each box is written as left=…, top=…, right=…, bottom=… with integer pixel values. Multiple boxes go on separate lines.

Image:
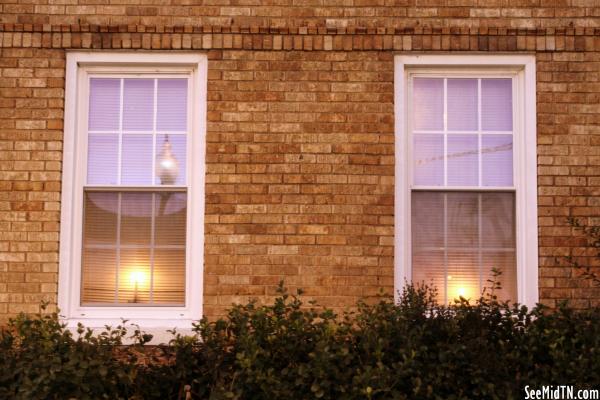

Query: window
left=394, top=55, right=538, bottom=307
left=59, top=52, right=207, bottom=328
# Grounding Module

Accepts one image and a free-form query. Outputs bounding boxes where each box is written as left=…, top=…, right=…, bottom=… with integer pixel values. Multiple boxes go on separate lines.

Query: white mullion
left=149, top=193, right=156, bottom=304
left=414, top=246, right=516, bottom=253
left=478, top=78, right=482, bottom=187
left=115, top=193, right=122, bottom=303
left=412, top=186, right=515, bottom=192
left=443, top=193, right=448, bottom=304
left=443, top=78, right=448, bottom=187
left=152, top=78, right=158, bottom=186
left=117, top=79, right=124, bottom=185
left=478, top=193, right=483, bottom=294
left=413, top=130, right=513, bottom=135
left=83, top=185, right=187, bottom=193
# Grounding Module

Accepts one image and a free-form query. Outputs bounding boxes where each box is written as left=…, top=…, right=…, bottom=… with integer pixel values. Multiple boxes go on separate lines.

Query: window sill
left=62, top=318, right=199, bottom=345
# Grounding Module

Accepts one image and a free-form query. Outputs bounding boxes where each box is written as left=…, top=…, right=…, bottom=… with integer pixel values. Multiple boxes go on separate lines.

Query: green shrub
left=1, top=286, right=599, bottom=399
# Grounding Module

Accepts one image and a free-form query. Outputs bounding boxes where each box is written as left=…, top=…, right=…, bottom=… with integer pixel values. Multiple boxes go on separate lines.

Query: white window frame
left=394, top=54, right=538, bottom=308
left=59, top=51, right=207, bottom=329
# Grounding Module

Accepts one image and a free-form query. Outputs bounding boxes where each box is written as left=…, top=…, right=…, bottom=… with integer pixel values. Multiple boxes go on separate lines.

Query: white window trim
left=59, top=51, right=207, bottom=330
left=394, top=54, right=538, bottom=308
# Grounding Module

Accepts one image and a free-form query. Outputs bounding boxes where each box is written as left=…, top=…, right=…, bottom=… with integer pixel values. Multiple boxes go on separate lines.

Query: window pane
left=123, top=79, right=154, bottom=131
left=447, top=251, right=479, bottom=302
left=447, top=134, right=478, bottom=186
left=82, top=249, right=116, bottom=304
left=118, top=249, right=152, bottom=304
left=154, top=249, right=186, bottom=304
left=155, top=192, right=187, bottom=246
left=120, top=193, right=152, bottom=245
left=82, top=192, right=118, bottom=246
left=481, top=78, right=512, bottom=131
left=413, top=134, right=444, bottom=186
left=411, top=193, right=444, bottom=249
left=412, top=78, right=444, bottom=131
left=446, top=192, right=478, bottom=248
left=155, top=134, right=187, bottom=185
left=482, top=134, right=513, bottom=186
left=482, top=193, right=515, bottom=248
left=157, top=79, right=188, bottom=131
left=88, top=78, right=120, bottom=131
left=81, top=191, right=186, bottom=306
left=482, top=252, right=517, bottom=301
left=87, top=134, right=118, bottom=185
left=122, top=134, right=153, bottom=185
left=411, top=191, right=516, bottom=303
left=447, top=78, right=478, bottom=131
left=412, top=250, right=445, bottom=303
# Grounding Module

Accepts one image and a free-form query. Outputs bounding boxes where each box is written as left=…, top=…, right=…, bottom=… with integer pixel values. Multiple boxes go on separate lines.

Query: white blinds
left=410, top=76, right=517, bottom=303
left=81, top=77, right=188, bottom=306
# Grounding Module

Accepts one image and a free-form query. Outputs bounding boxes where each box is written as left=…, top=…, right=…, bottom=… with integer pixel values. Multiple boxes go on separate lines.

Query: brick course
left=1, top=9, right=599, bottom=322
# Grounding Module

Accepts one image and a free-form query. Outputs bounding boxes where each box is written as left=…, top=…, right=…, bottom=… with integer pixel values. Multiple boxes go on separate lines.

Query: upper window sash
left=83, top=74, right=192, bottom=188
left=408, top=73, right=517, bottom=191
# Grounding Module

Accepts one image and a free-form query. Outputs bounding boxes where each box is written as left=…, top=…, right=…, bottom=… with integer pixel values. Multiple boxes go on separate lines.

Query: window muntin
left=82, top=76, right=190, bottom=306
left=409, top=75, right=517, bottom=303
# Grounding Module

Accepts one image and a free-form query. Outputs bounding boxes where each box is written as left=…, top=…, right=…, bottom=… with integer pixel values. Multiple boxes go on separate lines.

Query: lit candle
left=129, top=270, right=147, bottom=303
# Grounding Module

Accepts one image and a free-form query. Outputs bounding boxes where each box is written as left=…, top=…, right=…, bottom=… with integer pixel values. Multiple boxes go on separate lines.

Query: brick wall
left=1, top=1, right=598, bottom=29
left=0, top=8, right=599, bottom=322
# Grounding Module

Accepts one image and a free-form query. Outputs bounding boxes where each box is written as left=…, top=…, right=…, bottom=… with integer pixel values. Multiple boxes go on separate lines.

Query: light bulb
left=156, top=135, right=179, bottom=185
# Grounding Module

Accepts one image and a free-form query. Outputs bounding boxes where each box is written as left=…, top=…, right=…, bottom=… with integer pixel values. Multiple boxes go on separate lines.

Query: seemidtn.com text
left=524, top=386, right=599, bottom=400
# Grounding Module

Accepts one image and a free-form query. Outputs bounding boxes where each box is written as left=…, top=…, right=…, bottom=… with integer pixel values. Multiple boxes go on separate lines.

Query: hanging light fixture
left=156, top=135, right=179, bottom=185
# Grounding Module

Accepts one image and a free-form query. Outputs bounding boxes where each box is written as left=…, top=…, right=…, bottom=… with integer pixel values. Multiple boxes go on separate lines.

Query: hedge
left=1, top=279, right=599, bottom=400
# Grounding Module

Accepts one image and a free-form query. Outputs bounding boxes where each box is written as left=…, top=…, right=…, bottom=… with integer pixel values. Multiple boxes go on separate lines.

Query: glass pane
left=482, top=252, right=517, bottom=301
left=411, top=191, right=517, bottom=303
left=81, top=249, right=116, bottom=304
left=411, top=192, right=444, bottom=249
left=482, top=193, right=515, bottom=248
left=83, top=192, right=118, bottom=246
left=412, top=250, right=445, bottom=303
left=155, top=135, right=187, bottom=185
left=87, top=134, right=118, bottom=185
left=157, top=79, right=188, bottom=131
left=446, top=192, right=478, bottom=248
left=412, top=78, right=444, bottom=131
left=482, top=135, right=513, bottom=186
left=81, top=191, right=186, bottom=306
left=123, top=78, right=154, bottom=131
left=413, top=134, right=444, bottom=186
left=120, top=192, right=152, bottom=246
left=154, top=249, right=186, bottom=304
left=122, top=134, right=153, bottom=185
left=447, top=251, right=479, bottom=301
left=88, top=78, right=120, bottom=131
left=481, top=78, right=512, bottom=131
left=155, top=192, right=187, bottom=246
left=447, top=78, right=478, bottom=131
left=447, top=134, right=478, bottom=186
left=118, top=249, right=151, bottom=304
